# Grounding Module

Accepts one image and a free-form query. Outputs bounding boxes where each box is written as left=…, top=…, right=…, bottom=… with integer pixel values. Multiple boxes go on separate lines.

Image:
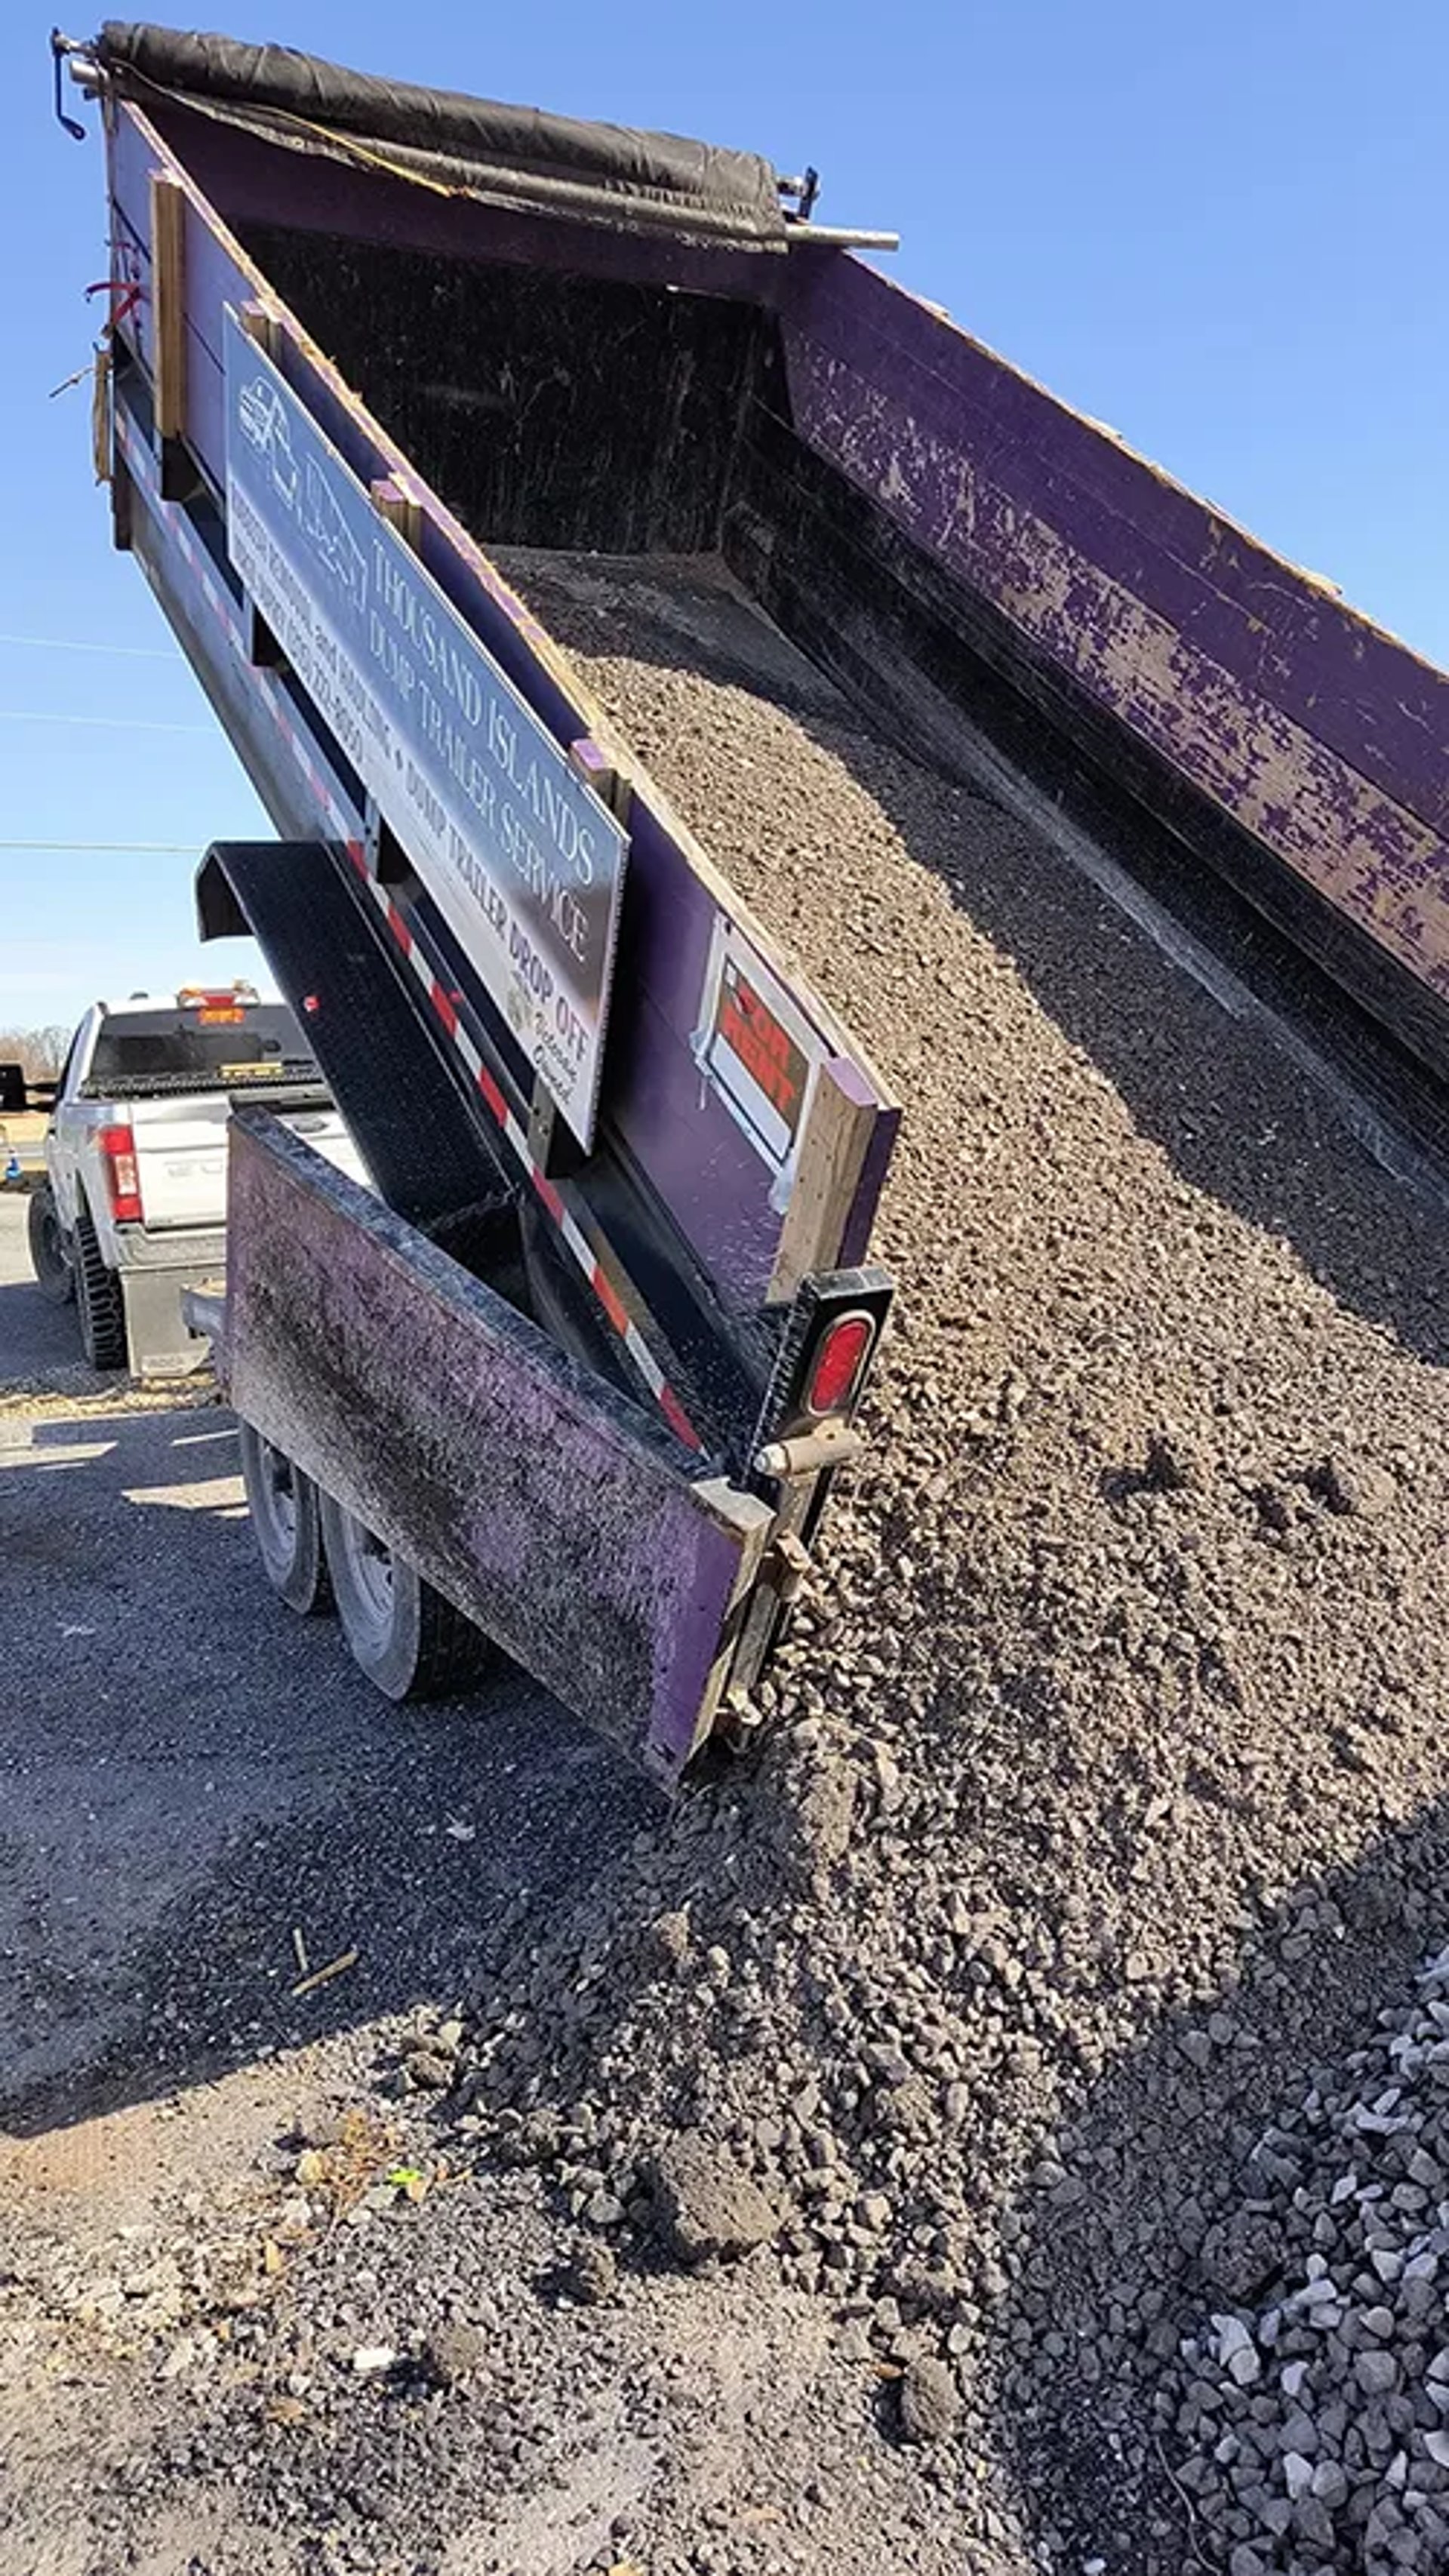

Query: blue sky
left=2, top=0, right=1444, bottom=1030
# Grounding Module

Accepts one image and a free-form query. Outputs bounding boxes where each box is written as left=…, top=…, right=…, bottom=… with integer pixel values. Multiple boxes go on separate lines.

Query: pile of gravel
left=11, top=598, right=1448, bottom=2573
left=429, top=550, right=1449, bottom=2569
left=1168, top=1940, right=1449, bottom=2572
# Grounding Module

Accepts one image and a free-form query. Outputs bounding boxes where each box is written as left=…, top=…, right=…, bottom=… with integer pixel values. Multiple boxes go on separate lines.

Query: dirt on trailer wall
left=458, top=549, right=1449, bottom=2571
left=241, top=223, right=768, bottom=556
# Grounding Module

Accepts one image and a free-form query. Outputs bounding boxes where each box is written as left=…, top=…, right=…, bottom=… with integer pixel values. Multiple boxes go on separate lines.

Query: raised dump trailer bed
left=60, top=22, right=911, bottom=1787
left=57, top=23, right=1449, bottom=1774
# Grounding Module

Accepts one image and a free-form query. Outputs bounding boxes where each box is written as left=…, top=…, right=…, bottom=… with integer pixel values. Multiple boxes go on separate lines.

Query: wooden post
left=91, top=343, right=112, bottom=488
left=768, top=1059, right=877, bottom=1303
left=149, top=172, right=187, bottom=442
left=370, top=476, right=423, bottom=552
left=568, top=737, right=633, bottom=831
left=241, top=300, right=283, bottom=362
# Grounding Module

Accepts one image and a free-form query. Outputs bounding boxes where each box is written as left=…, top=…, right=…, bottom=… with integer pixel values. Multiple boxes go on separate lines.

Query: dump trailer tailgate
left=223, top=1111, right=773, bottom=1785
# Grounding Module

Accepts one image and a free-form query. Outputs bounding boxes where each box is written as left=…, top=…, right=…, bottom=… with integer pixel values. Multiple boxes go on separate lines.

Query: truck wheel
left=318, top=1490, right=488, bottom=1701
left=238, top=1422, right=331, bottom=1614
left=27, top=1186, right=75, bottom=1306
left=74, top=1205, right=127, bottom=1369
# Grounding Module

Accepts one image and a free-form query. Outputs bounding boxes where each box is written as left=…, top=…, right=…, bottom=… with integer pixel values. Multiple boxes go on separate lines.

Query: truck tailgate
left=223, top=1110, right=773, bottom=1787
left=130, top=1097, right=228, bottom=1226
left=131, top=1096, right=363, bottom=1226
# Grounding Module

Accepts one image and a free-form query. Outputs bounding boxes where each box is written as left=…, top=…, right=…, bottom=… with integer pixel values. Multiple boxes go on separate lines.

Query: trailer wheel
left=74, top=1205, right=127, bottom=1370
left=238, top=1422, right=331, bottom=1615
left=27, top=1186, right=75, bottom=1306
left=318, top=1491, right=488, bottom=1701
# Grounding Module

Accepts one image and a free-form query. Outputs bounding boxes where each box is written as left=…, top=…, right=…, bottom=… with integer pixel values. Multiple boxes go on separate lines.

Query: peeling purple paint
left=779, top=260, right=1449, bottom=992
left=781, top=260, right=1449, bottom=831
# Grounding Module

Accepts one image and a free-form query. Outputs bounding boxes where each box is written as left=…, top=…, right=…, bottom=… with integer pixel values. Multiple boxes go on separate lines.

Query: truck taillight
left=804, top=1312, right=875, bottom=1417
left=100, top=1123, right=142, bottom=1223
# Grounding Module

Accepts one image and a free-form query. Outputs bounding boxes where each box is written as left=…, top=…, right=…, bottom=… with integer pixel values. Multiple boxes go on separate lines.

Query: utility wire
left=0, top=630, right=177, bottom=660
left=0, top=839, right=197, bottom=854
left=0, top=709, right=211, bottom=734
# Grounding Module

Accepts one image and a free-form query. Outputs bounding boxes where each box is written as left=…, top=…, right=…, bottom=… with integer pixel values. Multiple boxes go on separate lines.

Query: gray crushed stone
left=1167, top=1940, right=1449, bottom=2572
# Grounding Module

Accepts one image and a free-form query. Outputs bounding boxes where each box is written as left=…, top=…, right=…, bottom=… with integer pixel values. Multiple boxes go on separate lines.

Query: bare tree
left=0, top=1026, right=72, bottom=1081
left=33, top=1025, right=70, bottom=1076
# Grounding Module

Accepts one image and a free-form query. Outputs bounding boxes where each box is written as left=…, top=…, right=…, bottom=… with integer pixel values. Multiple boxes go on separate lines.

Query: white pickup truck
left=29, top=983, right=365, bottom=1376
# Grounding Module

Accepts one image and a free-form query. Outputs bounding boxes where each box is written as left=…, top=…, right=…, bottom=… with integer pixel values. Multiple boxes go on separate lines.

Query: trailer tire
left=318, top=1490, right=488, bottom=1701
left=238, top=1422, right=331, bottom=1614
left=74, top=1205, right=127, bottom=1370
left=27, top=1186, right=75, bottom=1306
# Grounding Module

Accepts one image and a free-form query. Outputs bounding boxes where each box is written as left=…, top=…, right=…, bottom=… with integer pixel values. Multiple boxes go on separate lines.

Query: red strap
left=85, top=277, right=143, bottom=326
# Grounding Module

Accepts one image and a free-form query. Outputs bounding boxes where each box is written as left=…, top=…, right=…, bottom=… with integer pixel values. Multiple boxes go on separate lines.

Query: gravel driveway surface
left=0, top=1196, right=965, bottom=2576
left=5, top=546, right=1449, bottom=2576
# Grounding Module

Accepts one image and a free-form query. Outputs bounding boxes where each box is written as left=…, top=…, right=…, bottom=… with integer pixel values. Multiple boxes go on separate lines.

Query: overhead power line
left=0, top=839, right=196, bottom=854
left=0, top=709, right=211, bottom=734
left=0, top=630, right=177, bottom=660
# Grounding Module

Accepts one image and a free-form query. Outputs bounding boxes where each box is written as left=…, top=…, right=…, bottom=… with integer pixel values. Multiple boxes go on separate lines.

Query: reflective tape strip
left=531, top=1168, right=565, bottom=1226
left=658, top=1383, right=703, bottom=1450
left=623, top=1322, right=666, bottom=1398
left=591, top=1265, right=630, bottom=1336
left=558, top=1208, right=595, bottom=1275
left=476, top=1062, right=509, bottom=1129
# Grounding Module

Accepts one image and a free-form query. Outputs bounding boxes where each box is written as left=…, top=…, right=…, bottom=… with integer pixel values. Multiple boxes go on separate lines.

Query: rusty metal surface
left=223, top=1113, right=772, bottom=1783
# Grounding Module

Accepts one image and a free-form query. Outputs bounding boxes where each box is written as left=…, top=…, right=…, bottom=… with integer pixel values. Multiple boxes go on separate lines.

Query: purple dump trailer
left=55, top=24, right=1449, bottom=1778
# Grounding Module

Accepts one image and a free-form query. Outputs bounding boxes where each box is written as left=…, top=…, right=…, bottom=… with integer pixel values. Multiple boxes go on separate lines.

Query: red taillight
left=100, top=1122, right=142, bottom=1223
left=805, top=1313, right=875, bottom=1417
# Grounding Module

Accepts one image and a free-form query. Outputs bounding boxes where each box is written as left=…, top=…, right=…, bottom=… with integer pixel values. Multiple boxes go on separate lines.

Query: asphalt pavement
left=0, top=1193, right=649, bottom=2136
left=0, top=1184, right=84, bottom=1383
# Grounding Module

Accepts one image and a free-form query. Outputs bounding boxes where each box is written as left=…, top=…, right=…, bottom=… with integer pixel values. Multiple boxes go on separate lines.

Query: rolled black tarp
left=95, top=22, right=788, bottom=246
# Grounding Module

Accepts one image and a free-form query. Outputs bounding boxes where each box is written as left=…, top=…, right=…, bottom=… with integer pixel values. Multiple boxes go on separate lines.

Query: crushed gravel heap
left=443, top=552, right=1449, bottom=2570
left=1169, top=1940, right=1449, bottom=2573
